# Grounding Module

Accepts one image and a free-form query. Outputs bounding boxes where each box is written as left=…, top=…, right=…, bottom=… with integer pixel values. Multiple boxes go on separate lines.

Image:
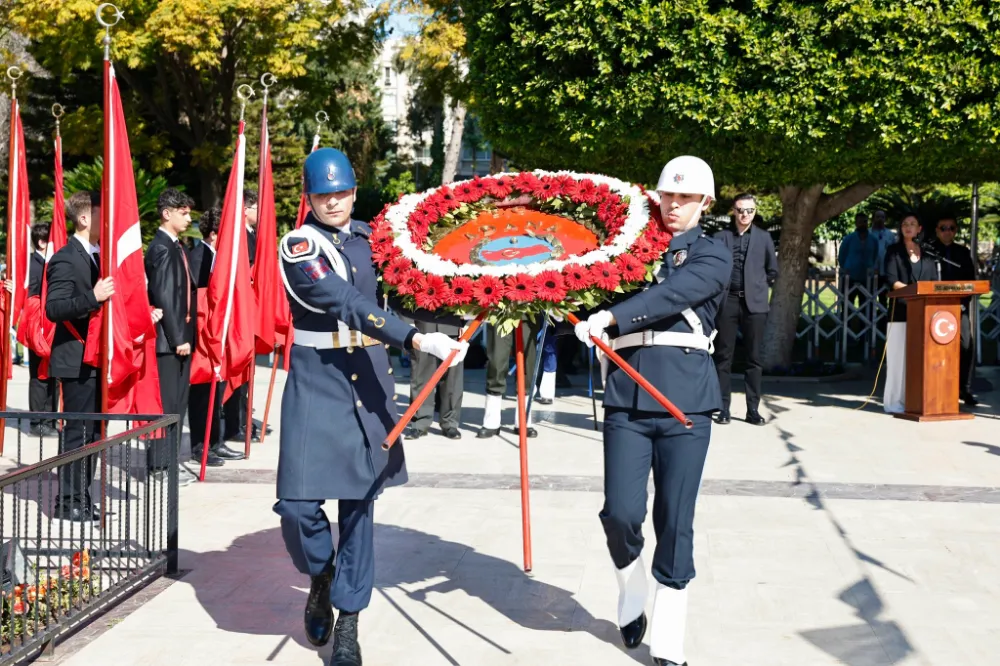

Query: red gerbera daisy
left=590, top=261, right=621, bottom=291
left=573, top=179, right=600, bottom=206
left=562, top=263, right=591, bottom=291
left=505, top=274, right=538, bottom=302
left=472, top=275, right=505, bottom=307
left=488, top=175, right=515, bottom=200
left=530, top=176, right=563, bottom=200
left=554, top=174, right=578, bottom=199
left=384, top=257, right=413, bottom=286
left=469, top=177, right=489, bottom=198
left=454, top=180, right=480, bottom=203
left=397, top=269, right=424, bottom=296
left=614, top=253, right=647, bottom=283
left=513, top=172, right=541, bottom=196
left=535, top=270, right=568, bottom=303
left=415, top=275, right=451, bottom=310
left=447, top=276, right=475, bottom=306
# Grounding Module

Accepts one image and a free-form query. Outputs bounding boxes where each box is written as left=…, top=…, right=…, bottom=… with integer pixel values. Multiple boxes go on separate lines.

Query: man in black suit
left=27, top=222, right=60, bottom=436
left=186, top=207, right=243, bottom=466
left=933, top=217, right=978, bottom=406
left=145, top=189, right=203, bottom=485
left=712, top=193, right=779, bottom=426
left=222, top=189, right=259, bottom=443
left=45, top=191, right=116, bottom=521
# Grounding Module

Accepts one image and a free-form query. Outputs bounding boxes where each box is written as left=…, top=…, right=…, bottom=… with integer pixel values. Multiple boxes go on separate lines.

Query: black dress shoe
left=442, top=427, right=462, bottom=439
left=746, top=410, right=766, bottom=426
left=331, top=611, right=362, bottom=665
left=652, top=659, right=687, bottom=666
left=961, top=391, right=979, bottom=407
left=403, top=427, right=427, bottom=439
left=619, top=612, right=646, bottom=649
left=54, top=503, right=98, bottom=522
left=535, top=397, right=554, bottom=405
left=304, top=571, right=334, bottom=647
left=476, top=427, right=499, bottom=439
left=508, top=426, right=537, bottom=438
left=716, top=410, right=731, bottom=425
left=214, top=444, right=245, bottom=460
left=191, top=447, right=225, bottom=467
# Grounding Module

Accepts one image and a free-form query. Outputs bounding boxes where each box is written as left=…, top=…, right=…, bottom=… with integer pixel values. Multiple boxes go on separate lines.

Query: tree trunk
left=199, top=167, right=222, bottom=210
left=762, top=183, right=880, bottom=370
left=441, top=99, right=467, bottom=184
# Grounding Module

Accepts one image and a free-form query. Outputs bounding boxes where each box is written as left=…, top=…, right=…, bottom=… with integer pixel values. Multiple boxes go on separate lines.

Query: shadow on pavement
left=180, top=523, right=646, bottom=665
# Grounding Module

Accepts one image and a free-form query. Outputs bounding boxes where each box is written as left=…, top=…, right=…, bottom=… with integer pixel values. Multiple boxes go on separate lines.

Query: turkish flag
left=251, top=100, right=290, bottom=352
left=204, top=120, right=254, bottom=394
left=5, top=96, right=31, bottom=341
left=99, top=61, right=163, bottom=416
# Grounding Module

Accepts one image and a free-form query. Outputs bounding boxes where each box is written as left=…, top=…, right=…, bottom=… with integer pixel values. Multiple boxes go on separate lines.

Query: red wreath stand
left=382, top=311, right=693, bottom=572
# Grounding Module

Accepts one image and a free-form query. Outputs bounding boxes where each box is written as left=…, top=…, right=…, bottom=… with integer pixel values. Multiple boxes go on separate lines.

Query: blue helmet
left=303, top=148, right=357, bottom=195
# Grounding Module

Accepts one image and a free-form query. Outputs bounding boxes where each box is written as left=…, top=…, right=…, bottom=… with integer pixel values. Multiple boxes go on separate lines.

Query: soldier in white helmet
left=574, top=156, right=731, bottom=666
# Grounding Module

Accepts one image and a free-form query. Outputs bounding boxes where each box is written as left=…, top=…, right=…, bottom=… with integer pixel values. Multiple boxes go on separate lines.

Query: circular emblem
left=673, top=250, right=688, bottom=267
left=930, top=311, right=958, bottom=345
left=474, top=235, right=557, bottom=267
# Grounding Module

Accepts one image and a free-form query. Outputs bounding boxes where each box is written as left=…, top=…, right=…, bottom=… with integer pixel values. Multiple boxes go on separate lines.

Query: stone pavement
left=4, top=361, right=1000, bottom=665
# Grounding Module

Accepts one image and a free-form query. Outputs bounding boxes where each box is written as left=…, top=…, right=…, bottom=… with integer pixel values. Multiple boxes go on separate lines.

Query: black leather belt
left=730, top=290, right=746, bottom=298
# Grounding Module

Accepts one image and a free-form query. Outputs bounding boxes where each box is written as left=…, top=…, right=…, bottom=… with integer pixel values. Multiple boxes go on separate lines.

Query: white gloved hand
left=419, top=332, right=469, bottom=368
left=574, top=310, right=613, bottom=348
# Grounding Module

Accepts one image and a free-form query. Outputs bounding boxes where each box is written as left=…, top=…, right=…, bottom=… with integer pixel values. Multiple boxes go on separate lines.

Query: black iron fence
left=0, top=412, right=179, bottom=662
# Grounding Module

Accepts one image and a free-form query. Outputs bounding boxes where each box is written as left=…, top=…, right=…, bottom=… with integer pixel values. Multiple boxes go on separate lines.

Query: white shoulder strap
left=279, top=227, right=351, bottom=335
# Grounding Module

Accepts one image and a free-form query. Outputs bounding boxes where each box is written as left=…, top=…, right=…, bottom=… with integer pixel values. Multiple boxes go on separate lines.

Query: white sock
left=514, top=402, right=533, bottom=427
left=614, top=555, right=647, bottom=627
left=539, top=371, right=556, bottom=400
left=483, top=394, right=502, bottom=429
left=649, top=584, right=688, bottom=663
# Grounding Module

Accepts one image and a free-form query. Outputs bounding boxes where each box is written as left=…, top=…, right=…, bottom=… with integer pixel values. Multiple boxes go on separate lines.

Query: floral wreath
left=369, top=170, right=672, bottom=334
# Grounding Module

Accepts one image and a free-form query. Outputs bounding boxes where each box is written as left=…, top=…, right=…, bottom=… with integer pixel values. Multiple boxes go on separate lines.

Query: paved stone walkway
left=4, top=361, right=999, bottom=665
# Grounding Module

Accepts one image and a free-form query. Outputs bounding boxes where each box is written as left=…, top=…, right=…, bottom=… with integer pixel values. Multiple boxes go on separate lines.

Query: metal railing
left=0, top=412, right=179, bottom=662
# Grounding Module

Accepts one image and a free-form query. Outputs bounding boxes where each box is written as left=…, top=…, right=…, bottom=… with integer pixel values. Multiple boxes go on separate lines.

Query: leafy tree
left=10, top=0, right=357, bottom=207
left=462, top=0, right=1000, bottom=369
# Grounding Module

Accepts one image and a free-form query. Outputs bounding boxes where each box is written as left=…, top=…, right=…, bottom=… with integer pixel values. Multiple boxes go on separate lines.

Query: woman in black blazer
left=882, top=214, right=937, bottom=413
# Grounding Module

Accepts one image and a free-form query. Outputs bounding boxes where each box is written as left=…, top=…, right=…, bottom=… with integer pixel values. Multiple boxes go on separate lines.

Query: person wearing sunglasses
left=711, top=193, right=779, bottom=426
left=932, top=217, right=978, bottom=406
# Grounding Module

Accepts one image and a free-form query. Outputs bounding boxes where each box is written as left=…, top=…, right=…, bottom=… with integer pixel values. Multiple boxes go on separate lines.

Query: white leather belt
left=293, top=328, right=380, bottom=350
left=612, top=330, right=714, bottom=353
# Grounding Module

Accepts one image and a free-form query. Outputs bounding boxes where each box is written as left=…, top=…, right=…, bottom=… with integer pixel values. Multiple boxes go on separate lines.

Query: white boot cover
left=649, top=583, right=688, bottom=664
left=514, top=401, right=533, bottom=427
left=539, top=371, right=556, bottom=400
left=483, top=394, right=502, bottom=430
left=614, top=555, right=648, bottom=627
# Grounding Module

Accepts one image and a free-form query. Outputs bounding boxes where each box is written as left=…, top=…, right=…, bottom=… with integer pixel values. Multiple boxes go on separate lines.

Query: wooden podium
left=888, top=280, right=989, bottom=421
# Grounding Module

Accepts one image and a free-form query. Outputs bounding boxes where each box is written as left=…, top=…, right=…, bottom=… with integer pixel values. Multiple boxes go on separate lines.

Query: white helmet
left=655, top=156, right=715, bottom=200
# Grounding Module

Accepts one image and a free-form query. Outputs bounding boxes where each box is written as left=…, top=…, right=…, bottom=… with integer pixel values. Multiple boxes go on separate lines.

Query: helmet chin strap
left=673, top=195, right=709, bottom=235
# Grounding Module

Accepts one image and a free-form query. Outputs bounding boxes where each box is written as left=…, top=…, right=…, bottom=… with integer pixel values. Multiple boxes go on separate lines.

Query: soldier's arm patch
left=279, top=234, right=319, bottom=264
left=301, top=259, right=331, bottom=282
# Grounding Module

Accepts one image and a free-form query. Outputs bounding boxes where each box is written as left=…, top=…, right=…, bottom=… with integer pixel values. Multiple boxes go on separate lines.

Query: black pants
left=59, top=374, right=100, bottom=506
left=600, top=409, right=711, bottom=589
left=223, top=382, right=248, bottom=439
left=28, top=351, right=59, bottom=428
left=960, top=310, right=974, bottom=394
left=713, top=294, right=767, bottom=412
left=189, top=381, right=225, bottom=451
left=485, top=319, right=541, bottom=397
left=149, top=353, right=191, bottom=470
left=409, top=347, right=463, bottom=432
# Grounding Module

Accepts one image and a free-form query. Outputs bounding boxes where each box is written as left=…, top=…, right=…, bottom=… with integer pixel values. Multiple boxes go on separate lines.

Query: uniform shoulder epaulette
left=280, top=233, right=319, bottom=263
left=352, top=220, right=372, bottom=238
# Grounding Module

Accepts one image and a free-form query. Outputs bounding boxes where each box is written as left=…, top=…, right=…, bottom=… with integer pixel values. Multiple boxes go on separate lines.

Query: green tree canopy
left=462, top=0, right=1000, bottom=368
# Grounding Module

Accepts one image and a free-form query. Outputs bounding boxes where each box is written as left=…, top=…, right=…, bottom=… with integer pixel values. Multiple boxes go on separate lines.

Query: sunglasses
left=736, top=207, right=756, bottom=215
left=938, top=226, right=956, bottom=232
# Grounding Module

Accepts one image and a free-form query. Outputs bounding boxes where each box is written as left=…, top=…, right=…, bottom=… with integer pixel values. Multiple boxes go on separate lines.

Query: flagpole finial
left=237, top=83, right=255, bottom=121
left=52, top=103, right=65, bottom=137
left=6, top=66, right=22, bottom=98
left=96, top=3, right=123, bottom=58
left=260, top=72, right=276, bottom=105
left=315, top=110, right=329, bottom=133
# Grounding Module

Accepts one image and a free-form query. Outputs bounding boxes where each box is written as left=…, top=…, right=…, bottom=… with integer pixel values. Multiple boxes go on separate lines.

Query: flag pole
left=0, top=66, right=23, bottom=456
left=50, top=103, right=65, bottom=434
left=97, top=3, right=121, bottom=527
left=201, top=84, right=253, bottom=480
left=259, top=347, right=280, bottom=445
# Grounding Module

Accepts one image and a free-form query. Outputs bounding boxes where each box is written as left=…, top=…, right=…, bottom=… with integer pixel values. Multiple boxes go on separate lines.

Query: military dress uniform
left=578, top=156, right=731, bottom=666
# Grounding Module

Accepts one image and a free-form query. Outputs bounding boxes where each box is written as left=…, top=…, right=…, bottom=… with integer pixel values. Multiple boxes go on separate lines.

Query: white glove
left=574, top=310, right=613, bottom=348
left=419, top=332, right=469, bottom=368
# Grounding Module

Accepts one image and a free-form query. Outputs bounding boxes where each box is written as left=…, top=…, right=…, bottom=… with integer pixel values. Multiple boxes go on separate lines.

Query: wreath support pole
left=382, top=312, right=487, bottom=451
left=514, top=323, right=534, bottom=573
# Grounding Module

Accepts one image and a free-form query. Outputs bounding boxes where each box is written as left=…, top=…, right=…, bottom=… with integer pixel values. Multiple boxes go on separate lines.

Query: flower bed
left=370, top=171, right=671, bottom=335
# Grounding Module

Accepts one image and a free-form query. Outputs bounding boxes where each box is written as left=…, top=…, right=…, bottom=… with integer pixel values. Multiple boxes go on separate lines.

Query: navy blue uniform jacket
left=605, top=226, right=732, bottom=414
left=278, top=215, right=417, bottom=501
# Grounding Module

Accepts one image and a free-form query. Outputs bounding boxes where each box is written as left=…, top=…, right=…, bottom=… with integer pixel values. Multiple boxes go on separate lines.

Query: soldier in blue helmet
left=275, top=147, right=468, bottom=666
left=575, top=156, right=732, bottom=666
